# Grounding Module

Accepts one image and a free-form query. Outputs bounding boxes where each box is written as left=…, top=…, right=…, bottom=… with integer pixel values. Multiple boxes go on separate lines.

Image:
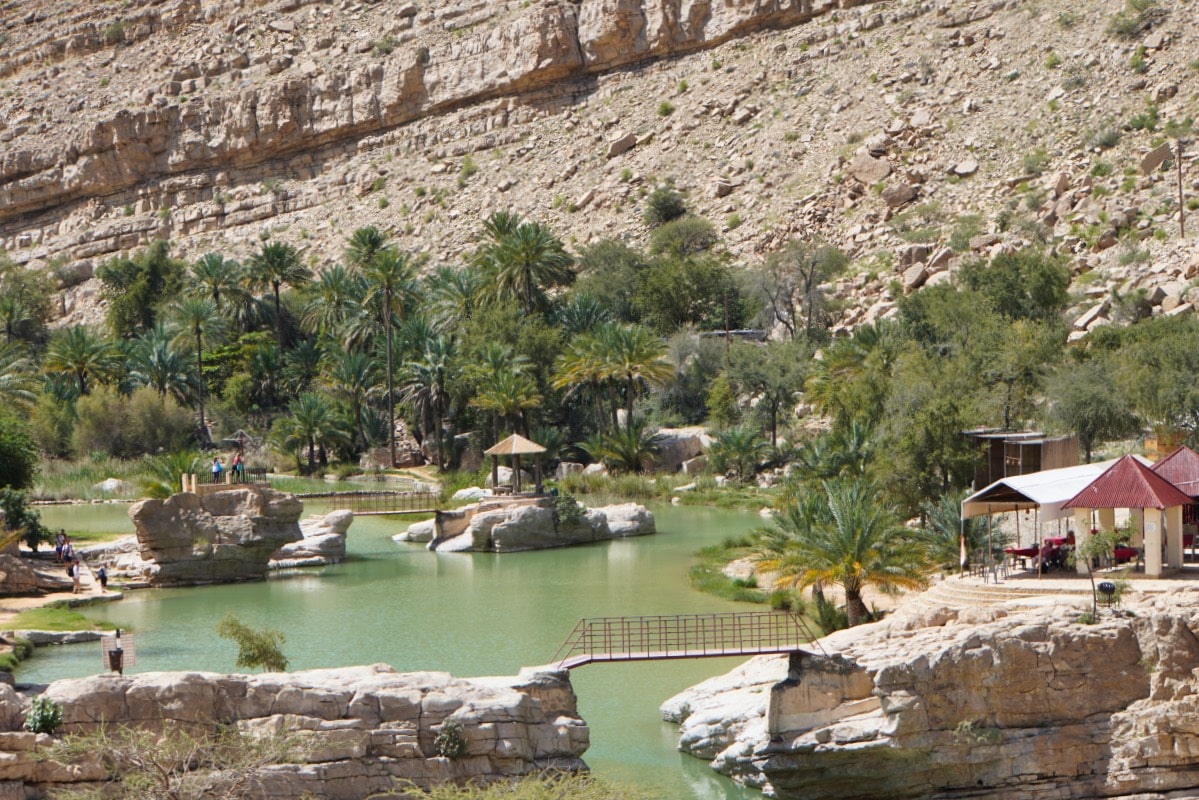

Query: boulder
left=394, top=518, right=436, bottom=543
left=582, top=463, right=608, bottom=477
left=656, top=427, right=712, bottom=472
left=451, top=487, right=487, bottom=502
left=91, top=478, right=133, bottom=495
left=556, top=462, right=584, bottom=481
left=599, top=503, right=655, bottom=537
left=681, top=456, right=708, bottom=475
left=128, top=487, right=303, bottom=586
left=270, top=510, right=354, bottom=568
left=881, top=183, right=918, bottom=208
left=485, top=466, right=534, bottom=489
left=426, top=499, right=655, bottom=553
left=848, top=152, right=891, bottom=185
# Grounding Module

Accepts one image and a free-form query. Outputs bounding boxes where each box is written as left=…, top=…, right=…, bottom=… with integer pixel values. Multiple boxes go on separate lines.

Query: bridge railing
left=551, top=611, right=817, bottom=669
left=325, top=491, right=441, bottom=514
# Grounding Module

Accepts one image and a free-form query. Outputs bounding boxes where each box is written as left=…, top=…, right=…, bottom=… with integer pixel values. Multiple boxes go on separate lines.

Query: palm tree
left=425, top=265, right=482, bottom=332
left=282, top=339, right=324, bottom=397
left=474, top=215, right=574, bottom=314
left=128, top=331, right=192, bottom=406
left=552, top=295, right=612, bottom=336
left=271, top=393, right=350, bottom=471
left=920, top=490, right=998, bottom=572
left=362, top=247, right=416, bottom=467
left=246, top=241, right=311, bottom=347
left=0, top=343, right=38, bottom=410
left=0, top=297, right=33, bottom=344
left=399, top=337, right=456, bottom=470
left=190, top=253, right=246, bottom=312
left=344, top=226, right=389, bottom=270
left=301, top=264, right=367, bottom=343
left=608, top=324, right=674, bottom=430
left=139, top=450, right=203, bottom=498
left=756, top=478, right=928, bottom=626
left=581, top=418, right=662, bottom=474
left=708, top=426, right=771, bottom=484
left=171, top=297, right=220, bottom=444
left=44, top=326, right=120, bottom=396
left=471, top=368, right=542, bottom=438
left=553, top=332, right=611, bottom=433
left=321, top=350, right=380, bottom=453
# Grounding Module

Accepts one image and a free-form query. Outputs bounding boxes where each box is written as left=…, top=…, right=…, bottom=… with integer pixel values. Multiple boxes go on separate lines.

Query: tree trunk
left=273, top=282, right=284, bottom=348
left=625, top=375, right=635, bottom=431
left=195, top=327, right=208, bottom=446
left=845, top=587, right=869, bottom=627
left=384, top=287, right=396, bottom=468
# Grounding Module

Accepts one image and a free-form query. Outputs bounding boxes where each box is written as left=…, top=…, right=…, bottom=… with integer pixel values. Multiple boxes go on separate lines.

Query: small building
left=964, top=429, right=1080, bottom=491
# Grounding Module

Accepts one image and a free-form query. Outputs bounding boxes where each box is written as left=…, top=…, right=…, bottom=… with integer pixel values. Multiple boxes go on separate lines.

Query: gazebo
left=483, top=434, right=546, bottom=495
left=1062, top=454, right=1193, bottom=577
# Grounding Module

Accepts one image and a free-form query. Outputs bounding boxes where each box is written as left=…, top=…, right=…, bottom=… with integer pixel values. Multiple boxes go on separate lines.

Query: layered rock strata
left=396, top=499, right=655, bottom=552
left=0, top=664, right=588, bottom=798
left=663, top=593, right=1199, bottom=799
left=270, top=508, right=355, bottom=568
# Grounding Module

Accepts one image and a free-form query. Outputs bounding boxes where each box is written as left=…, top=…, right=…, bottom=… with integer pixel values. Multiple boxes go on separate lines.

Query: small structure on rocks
left=484, top=434, right=546, bottom=494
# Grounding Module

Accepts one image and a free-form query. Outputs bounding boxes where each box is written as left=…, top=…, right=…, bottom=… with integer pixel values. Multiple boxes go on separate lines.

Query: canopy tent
left=961, top=457, right=1151, bottom=522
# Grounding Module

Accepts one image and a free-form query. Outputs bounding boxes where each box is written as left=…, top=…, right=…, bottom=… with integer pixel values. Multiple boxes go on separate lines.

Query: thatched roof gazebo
left=484, top=434, right=546, bottom=495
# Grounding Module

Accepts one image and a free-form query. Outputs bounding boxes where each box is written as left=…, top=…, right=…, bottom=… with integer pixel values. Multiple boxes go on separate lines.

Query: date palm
left=321, top=350, right=380, bottom=453
left=474, top=214, right=574, bottom=314
left=607, top=324, right=674, bottom=431
left=757, top=478, right=929, bottom=626
left=362, top=247, right=417, bottom=467
left=271, top=393, right=349, bottom=471
left=301, top=264, right=367, bottom=343
left=425, top=265, right=482, bottom=333
left=190, top=253, right=246, bottom=312
left=399, top=336, right=456, bottom=470
left=344, top=226, right=389, bottom=270
left=553, top=332, right=611, bottom=433
left=44, top=325, right=120, bottom=396
left=128, top=330, right=192, bottom=406
left=246, top=241, right=311, bottom=347
left=0, top=342, right=38, bottom=410
left=471, top=368, right=542, bottom=438
left=171, top=297, right=221, bottom=444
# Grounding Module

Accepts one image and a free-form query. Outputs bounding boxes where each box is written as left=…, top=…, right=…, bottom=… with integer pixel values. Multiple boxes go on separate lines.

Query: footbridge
left=324, top=491, right=442, bottom=516
left=551, top=611, right=822, bottom=669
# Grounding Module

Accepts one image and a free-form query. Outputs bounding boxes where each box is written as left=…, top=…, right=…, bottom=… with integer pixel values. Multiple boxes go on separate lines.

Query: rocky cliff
left=0, top=663, right=588, bottom=798
left=663, top=593, right=1199, bottom=799
left=3, top=0, right=1196, bottom=334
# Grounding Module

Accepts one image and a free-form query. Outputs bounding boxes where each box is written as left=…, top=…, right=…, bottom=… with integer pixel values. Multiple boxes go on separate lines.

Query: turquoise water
left=23, top=501, right=764, bottom=800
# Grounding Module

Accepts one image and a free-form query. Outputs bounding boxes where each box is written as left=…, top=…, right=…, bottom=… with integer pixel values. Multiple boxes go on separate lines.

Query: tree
left=643, top=186, right=687, bottom=227
left=633, top=254, right=742, bottom=333
left=920, top=490, right=997, bottom=571
left=756, top=478, right=928, bottom=626
left=0, top=487, right=48, bottom=550
left=647, top=216, right=718, bottom=257
left=171, top=297, right=221, bottom=444
left=344, top=225, right=389, bottom=270
left=471, top=368, right=542, bottom=437
left=138, top=450, right=203, bottom=499
left=724, top=340, right=809, bottom=448
left=190, top=252, right=246, bottom=312
left=321, top=350, right=380, bottom=454
left=474, top=214, right=574, bottom=314
left=0, top=342, right=38, bottom=411
left=246, top=241, right=311, bottom=347
left=0, top=414, right=39, bottom=490
left=216, top=613, right=289, bottom=672
left=399, top=337, right=456, bottom=469
left=581, top=418, right=663, bottom=473
left=301, top=264, right=366, bottom=342
left=1045, top=360, right=1140, bottom=462
left=708, top=426, right=770, bottom=484
left=43, top=326, right=120, bottom=397
left=957, top=247, right=1071, bottom=322
left=270, top=393, right=348, bottom=471
left=362, top=247, right=416, bottom=467
left=748, top=240, right=848, bottom=342
left=96, top=240, right=186, bottom=339
left=127, top=330, right=192, bottom=406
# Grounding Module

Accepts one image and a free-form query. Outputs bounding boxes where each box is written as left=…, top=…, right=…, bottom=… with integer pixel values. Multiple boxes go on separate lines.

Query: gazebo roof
left=1150, top=445, right=1199, bottom=498
left=484, top=433, right=547, bottom=456
left=1062, top=454, right=1193, bottom=510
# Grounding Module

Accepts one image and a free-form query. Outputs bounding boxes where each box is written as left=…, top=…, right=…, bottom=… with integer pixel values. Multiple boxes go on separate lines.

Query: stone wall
left=664, top=595, right=1199, bottom=799
left=0, top=664, right=588, bottom=798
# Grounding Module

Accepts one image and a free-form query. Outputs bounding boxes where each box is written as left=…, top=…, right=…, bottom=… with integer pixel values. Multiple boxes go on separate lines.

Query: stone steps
left=900, top=578, right=1089, bottom=614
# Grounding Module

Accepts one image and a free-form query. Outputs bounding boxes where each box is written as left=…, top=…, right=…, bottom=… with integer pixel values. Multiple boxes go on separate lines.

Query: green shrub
left=72, top=388, right=193, bottom=459
left=657, top=101, right=675, bottom=117
left=643, top=187, right=687, bottom=227
left=553, top=494, right=587, bottom=526
left=1021, top=148, right=1050, bottom=176
left=1129, top=46, right=1149, bottom=74
left=372, top=36, right=398, bottom=56
left=102, top=20, right=126, bottom=45
left=1129, top=104, right=1160, bottom=131
left=1089, top=126, right=1122, bottom=150
left=24, top=695, right=63, bottom=734
left=216, top=613, right=288, bottom=673
left=1044, top=51, right=1062, bottom=69
left=435, top=717, right=467, bottom=759
left=648, top=216, right=717, bottom=256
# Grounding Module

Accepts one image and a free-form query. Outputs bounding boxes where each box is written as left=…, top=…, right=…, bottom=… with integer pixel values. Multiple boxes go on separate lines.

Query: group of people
left=211, top=452, right=246, bottom=482
left=53, top=531, right=108, bottom=594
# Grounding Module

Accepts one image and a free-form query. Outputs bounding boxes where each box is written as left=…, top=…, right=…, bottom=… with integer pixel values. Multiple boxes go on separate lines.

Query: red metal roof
left=1062, top=454, right=1194, bottom=510
left=1150, top=446, right=1199, bottom=498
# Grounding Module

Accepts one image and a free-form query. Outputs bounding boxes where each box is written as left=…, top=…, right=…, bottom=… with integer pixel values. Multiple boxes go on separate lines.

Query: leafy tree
left=1046, top=359, right=1140, bottom=462
left=747, top=240, right=848, bottom=341
left=648, top=216, right=718, bottom=257
left=0, top=257, right=53, bottom=345
left=28, top=392, right=74, bottom=459
left=72, top=388, right=193, bottom=458
left=755, top=478, right=928, bottom=626
left=216, top=612, right=288, bottom=672
left=705, top=373, right=740, bottom=430
left=724, top=340, right=809, bottom=447
left=957, top=247, right=1071, bottom=321
left=245, top=241, right=311, bottom=347
left=1111, top=315, right=1199, bottom=437
left=96, top=240, right=186, bottom=338
left=633, top=254, right=742, bottom=333
left=572, top=239, right=647, bottom=322
left=0, top=487, right=49, bottom=550
left=0, top=414, right=38, bottom=490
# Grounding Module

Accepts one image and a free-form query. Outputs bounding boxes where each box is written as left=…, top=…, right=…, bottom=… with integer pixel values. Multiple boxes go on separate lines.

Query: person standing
left=71, top=559, right=82, bottom=594
left=212, top=456, right=223, bottom=482
left=232, top=452, right=243, bottom=483
left=97, top=565, right=108, bottom=592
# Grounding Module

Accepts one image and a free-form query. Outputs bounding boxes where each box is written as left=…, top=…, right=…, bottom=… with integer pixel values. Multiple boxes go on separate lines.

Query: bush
left=24, top=695, right=63, bottom=734
left=648, top=216, right=718, bottom=257
left=0, top=415, right=39, bottom=490
left=643, top=187, right=687, bottom=227
left=0, top=488, right=49, bottom=550
left=72, top=388, right=194, bottom=459
left=216, top=613, right=288, bottom=673
left=1021, top=148, right=1050, bottom=176
left=29, top=393, right=74, bottom=459
left=435, top=717, right=467, bottom=759
left=553, top=494, right=587, bottom=526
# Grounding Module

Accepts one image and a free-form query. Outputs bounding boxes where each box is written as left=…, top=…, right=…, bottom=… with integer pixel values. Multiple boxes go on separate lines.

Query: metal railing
left=197, top=467, right=269, bottom=485
left=326, top=491, right=442, bottom=515
left=551, top=611, right=819, bottom=669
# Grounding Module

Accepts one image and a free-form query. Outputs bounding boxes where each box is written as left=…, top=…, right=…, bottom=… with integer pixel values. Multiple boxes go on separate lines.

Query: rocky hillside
left=0, top=0, right=1196, bottom=331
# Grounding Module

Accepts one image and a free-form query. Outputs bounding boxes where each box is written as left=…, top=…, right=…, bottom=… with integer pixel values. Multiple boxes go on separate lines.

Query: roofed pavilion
left=483, top=434, right=546, bottom=495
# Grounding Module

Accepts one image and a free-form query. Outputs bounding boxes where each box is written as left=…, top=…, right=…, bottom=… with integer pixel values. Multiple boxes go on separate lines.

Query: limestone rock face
left=655, top=426, right=712, bottom=472
left=664, top=595, right=1199, bottom=799
left=128, top=487, right=303, bottom=586
left=270, top=510, right=355, bottom=568
left=0, top=665, right=588, bottom=797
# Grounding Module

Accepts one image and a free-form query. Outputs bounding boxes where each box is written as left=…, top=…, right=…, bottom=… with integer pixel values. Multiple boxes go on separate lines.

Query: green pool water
left=23, top=500, right=765, bottom=800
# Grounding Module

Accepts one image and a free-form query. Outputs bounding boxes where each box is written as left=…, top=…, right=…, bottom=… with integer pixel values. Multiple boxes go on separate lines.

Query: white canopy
left=961, top=456, right=1152, bottom=522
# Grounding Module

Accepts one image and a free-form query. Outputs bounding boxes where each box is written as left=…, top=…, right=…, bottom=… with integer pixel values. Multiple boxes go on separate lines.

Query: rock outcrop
left=1, top=664, right=588, bottom=798
left=127, top=487, right=303, bottom=585
left=270, top=509, right=354, bottom=568
left=396, top=499, right=654, bottom=552
left=663, top=593, right=1199, bottom=799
